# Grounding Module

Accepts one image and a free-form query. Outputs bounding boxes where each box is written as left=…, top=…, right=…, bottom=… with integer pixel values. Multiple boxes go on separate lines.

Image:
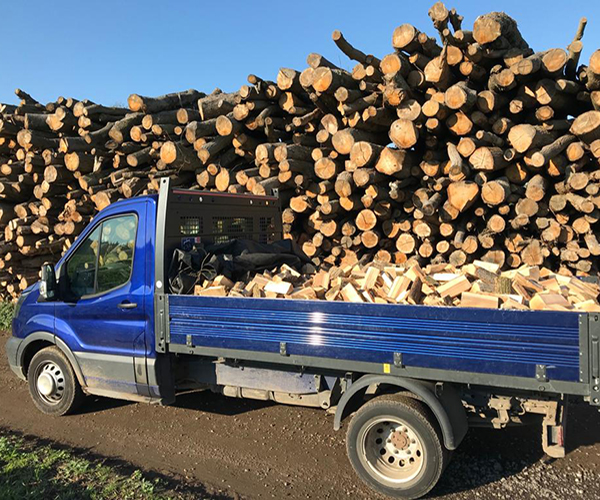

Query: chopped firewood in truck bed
left=193, top=260, right=600, bottom=311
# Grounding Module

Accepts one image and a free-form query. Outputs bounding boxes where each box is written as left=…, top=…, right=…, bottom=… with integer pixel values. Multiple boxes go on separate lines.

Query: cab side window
left=97, top=215, right=136, bottom=293
left=66, top=225, right=101, bottom=297
left=65, top=214, right=137, bottom=298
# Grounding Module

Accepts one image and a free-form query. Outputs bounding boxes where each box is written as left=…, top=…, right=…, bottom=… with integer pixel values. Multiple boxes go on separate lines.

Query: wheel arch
left=17, top=332, right=86, bottom=388
left=334, top=374, right=468, bottom=450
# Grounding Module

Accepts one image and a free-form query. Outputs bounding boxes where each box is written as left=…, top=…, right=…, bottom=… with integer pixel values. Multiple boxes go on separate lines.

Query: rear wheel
left=27, top=346, right=85, bottom=416
left=346, top=395, right=449, bottom=499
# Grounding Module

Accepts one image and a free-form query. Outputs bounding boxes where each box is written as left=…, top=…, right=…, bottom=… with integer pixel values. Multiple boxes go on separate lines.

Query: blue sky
left=1, top=1, right=598, bottom=107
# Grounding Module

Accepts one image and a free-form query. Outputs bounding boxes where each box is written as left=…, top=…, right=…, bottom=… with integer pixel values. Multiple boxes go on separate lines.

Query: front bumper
left=5, top=336, right=25, bottom=380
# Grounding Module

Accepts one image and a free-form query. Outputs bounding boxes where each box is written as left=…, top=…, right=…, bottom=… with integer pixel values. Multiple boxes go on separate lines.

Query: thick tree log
left=108, top=113, right=143, bottom=144
left=447, top=181, right=479, bottom=212
left=473, top=12, right=530, bottom=51
left=446, top=111, right=473, bottom=136
left=198, top=136, right=233, bottom=164
left=198, top=92, right=238, bottom=121
left=127, top=146, right=157, bottom=167
left=375, top=147, right=415, bottom=176
left=314, top=157, right=342, bottom=180
left=389, top=119, right=419, bottom=149
left=350, top=141, right=384, bottom=168
left=332, top=128, right=383, bottom=155
left=586, top=50, right=600, bottom=91
left=277, top=68, right=304, bottom=94
left=481, top=177, right=510, bottom=206
left=392, top=24, right=421, bottom=53
left=160, top=141, right=202, bottom=171
left=63, top=152, right=94, bottom=174
left=128, top=89, right=205, bottom=114
left=541, top=49, right=568, bottom=76
left=424, top=50, right=453, bottom=90
left=524, top=174, right=548, bottom=202
left=380, top=53, right=411, bottom=79
left=312, top=67, right=357, bottom=94
left=469, top=146, right=508, bottom=171
left=445, top=82, right=477, bottom=110
left=17, top=130, right=60, bottom=150
left=530, top=134, right=576, bottom=167
left=508, top=124, right=557, bottom=153
left=275, top=144, right=313, bottom=162
left=571, top=111, right=600, bottom=144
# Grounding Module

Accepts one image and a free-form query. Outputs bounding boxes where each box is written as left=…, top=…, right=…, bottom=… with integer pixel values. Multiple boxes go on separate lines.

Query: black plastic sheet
left=168, top=238, right=310, bottom=295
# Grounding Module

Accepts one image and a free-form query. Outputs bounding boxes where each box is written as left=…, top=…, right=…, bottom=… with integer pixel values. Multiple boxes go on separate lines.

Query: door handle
left=118, top=301, right=138, bottom=309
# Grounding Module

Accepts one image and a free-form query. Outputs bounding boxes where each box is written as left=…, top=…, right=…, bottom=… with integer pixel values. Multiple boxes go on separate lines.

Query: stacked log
left=0, top=3, right=599, bottom=300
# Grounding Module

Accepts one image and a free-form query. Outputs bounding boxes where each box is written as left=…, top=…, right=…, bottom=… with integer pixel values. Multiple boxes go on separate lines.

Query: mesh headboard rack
left=160, top=182, right=282, bottom=274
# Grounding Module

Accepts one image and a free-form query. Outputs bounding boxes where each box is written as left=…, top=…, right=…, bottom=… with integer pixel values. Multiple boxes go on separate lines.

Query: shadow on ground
left=432, top=423, right=542, bottom=497
left=567, top=400, right=600, bottom=451
left=173, top=388, right=274, bottom=416
left=431, top=399, right=600, bottom=497
left=0, top=426, right=234, bottom=500
left=74, top=396, right=133, bottom=415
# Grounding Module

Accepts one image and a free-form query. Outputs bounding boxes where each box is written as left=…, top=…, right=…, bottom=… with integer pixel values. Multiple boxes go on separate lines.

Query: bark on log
left=128, top=89, right=205, bottom=114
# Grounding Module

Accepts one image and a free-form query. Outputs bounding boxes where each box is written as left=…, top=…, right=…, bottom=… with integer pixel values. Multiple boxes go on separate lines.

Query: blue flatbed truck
left=5, top=177, right=600, bottom=499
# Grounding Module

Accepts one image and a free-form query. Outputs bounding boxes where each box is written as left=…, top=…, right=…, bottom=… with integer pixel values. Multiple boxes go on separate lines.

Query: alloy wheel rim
left=358, top=416, right=425, bottom=486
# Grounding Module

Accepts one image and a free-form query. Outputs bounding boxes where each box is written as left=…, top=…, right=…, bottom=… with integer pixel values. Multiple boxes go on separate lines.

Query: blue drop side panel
left=168, top=295, right=582, bottom=382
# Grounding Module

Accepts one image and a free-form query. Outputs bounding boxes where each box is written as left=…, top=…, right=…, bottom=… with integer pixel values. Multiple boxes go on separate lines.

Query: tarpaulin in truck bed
left=168, top=238, right=310, bottom=294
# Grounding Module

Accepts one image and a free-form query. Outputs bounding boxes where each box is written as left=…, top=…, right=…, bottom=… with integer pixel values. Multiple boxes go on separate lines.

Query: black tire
left=27, top=346, right=85, bottom=416
left=346, top=395, right=448, bottom=499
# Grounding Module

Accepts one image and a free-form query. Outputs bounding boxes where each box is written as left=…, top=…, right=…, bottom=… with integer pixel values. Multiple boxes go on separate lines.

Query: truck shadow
left=431, top=399, right=600, bottom=497
left=75, top=390, right=271, bottom=417
left=432, top=423, right=542, bottom=497
left=76, top=395, right=133, bottom=415
left=566, top=399, right=600, bottom=450
left=0, top=427, right=235, bottom=500
left=173, top=389, right=275, bottom=416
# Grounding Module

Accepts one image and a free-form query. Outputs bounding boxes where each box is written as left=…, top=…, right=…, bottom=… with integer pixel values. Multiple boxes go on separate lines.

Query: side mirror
left=40, top=264, right=57, bottom=301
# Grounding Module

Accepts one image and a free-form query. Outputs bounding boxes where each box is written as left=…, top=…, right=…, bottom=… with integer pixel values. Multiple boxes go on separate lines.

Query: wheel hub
left=359, top=417, right=425, bottom=485
left=37, top=372, right=55, bottom=396
left=35, top=361, right=65, bottom=404
left=390, top=430, right=409, bottom=450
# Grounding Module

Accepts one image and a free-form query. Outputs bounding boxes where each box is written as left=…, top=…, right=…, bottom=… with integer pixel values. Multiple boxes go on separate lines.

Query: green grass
left=0, top=301, right=14, bottom=331
left=0, top=431, right=200, bottom=500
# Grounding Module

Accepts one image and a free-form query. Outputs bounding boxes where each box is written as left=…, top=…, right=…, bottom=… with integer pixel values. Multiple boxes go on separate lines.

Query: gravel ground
left=1, top=329, right=599, bottom=499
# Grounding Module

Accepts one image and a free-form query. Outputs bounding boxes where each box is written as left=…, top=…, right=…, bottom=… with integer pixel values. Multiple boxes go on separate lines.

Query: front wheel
left=346, top=395, right=449, bottom=499
left=27, top=346, right=85, bottom=416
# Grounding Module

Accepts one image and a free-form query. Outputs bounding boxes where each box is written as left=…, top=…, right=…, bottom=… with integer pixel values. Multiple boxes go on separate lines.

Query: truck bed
left=164, top=294, right=593, bottom=396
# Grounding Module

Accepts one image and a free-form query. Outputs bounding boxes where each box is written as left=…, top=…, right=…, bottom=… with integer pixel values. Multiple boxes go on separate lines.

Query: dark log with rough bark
left=128, top=89, right=206, bottom=114
left=473, top=11, right=530, bottom=51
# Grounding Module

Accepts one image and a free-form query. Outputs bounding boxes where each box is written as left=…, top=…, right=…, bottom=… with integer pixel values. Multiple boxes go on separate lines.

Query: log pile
left=193, top=259, right=600, bottom=312
left=1, top=3, right=600, bottom=301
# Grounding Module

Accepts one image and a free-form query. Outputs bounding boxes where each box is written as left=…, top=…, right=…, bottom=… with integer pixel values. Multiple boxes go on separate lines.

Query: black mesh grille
left=180, top=217, right=202, bottom=235
left=259, top=217, right=276, bottom=243
left=212, top=216, right=253, bottom=243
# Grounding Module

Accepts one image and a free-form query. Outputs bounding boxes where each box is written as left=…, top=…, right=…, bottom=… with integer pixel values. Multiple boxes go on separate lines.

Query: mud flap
left=542, top=398, right=567, bottom=459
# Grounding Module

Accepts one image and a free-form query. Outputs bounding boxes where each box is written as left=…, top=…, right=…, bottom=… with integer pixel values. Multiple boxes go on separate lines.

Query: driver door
left=54, top=208, right=147, bottom=398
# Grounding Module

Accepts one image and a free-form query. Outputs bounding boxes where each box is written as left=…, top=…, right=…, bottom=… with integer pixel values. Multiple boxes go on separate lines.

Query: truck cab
left=6, top=194, right=165, bottom=405
left=7, top=183, right=282, bottom=409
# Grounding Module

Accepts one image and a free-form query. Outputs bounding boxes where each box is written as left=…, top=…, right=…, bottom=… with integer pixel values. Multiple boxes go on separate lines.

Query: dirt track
left=2, top=329, right=600, bottom=499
